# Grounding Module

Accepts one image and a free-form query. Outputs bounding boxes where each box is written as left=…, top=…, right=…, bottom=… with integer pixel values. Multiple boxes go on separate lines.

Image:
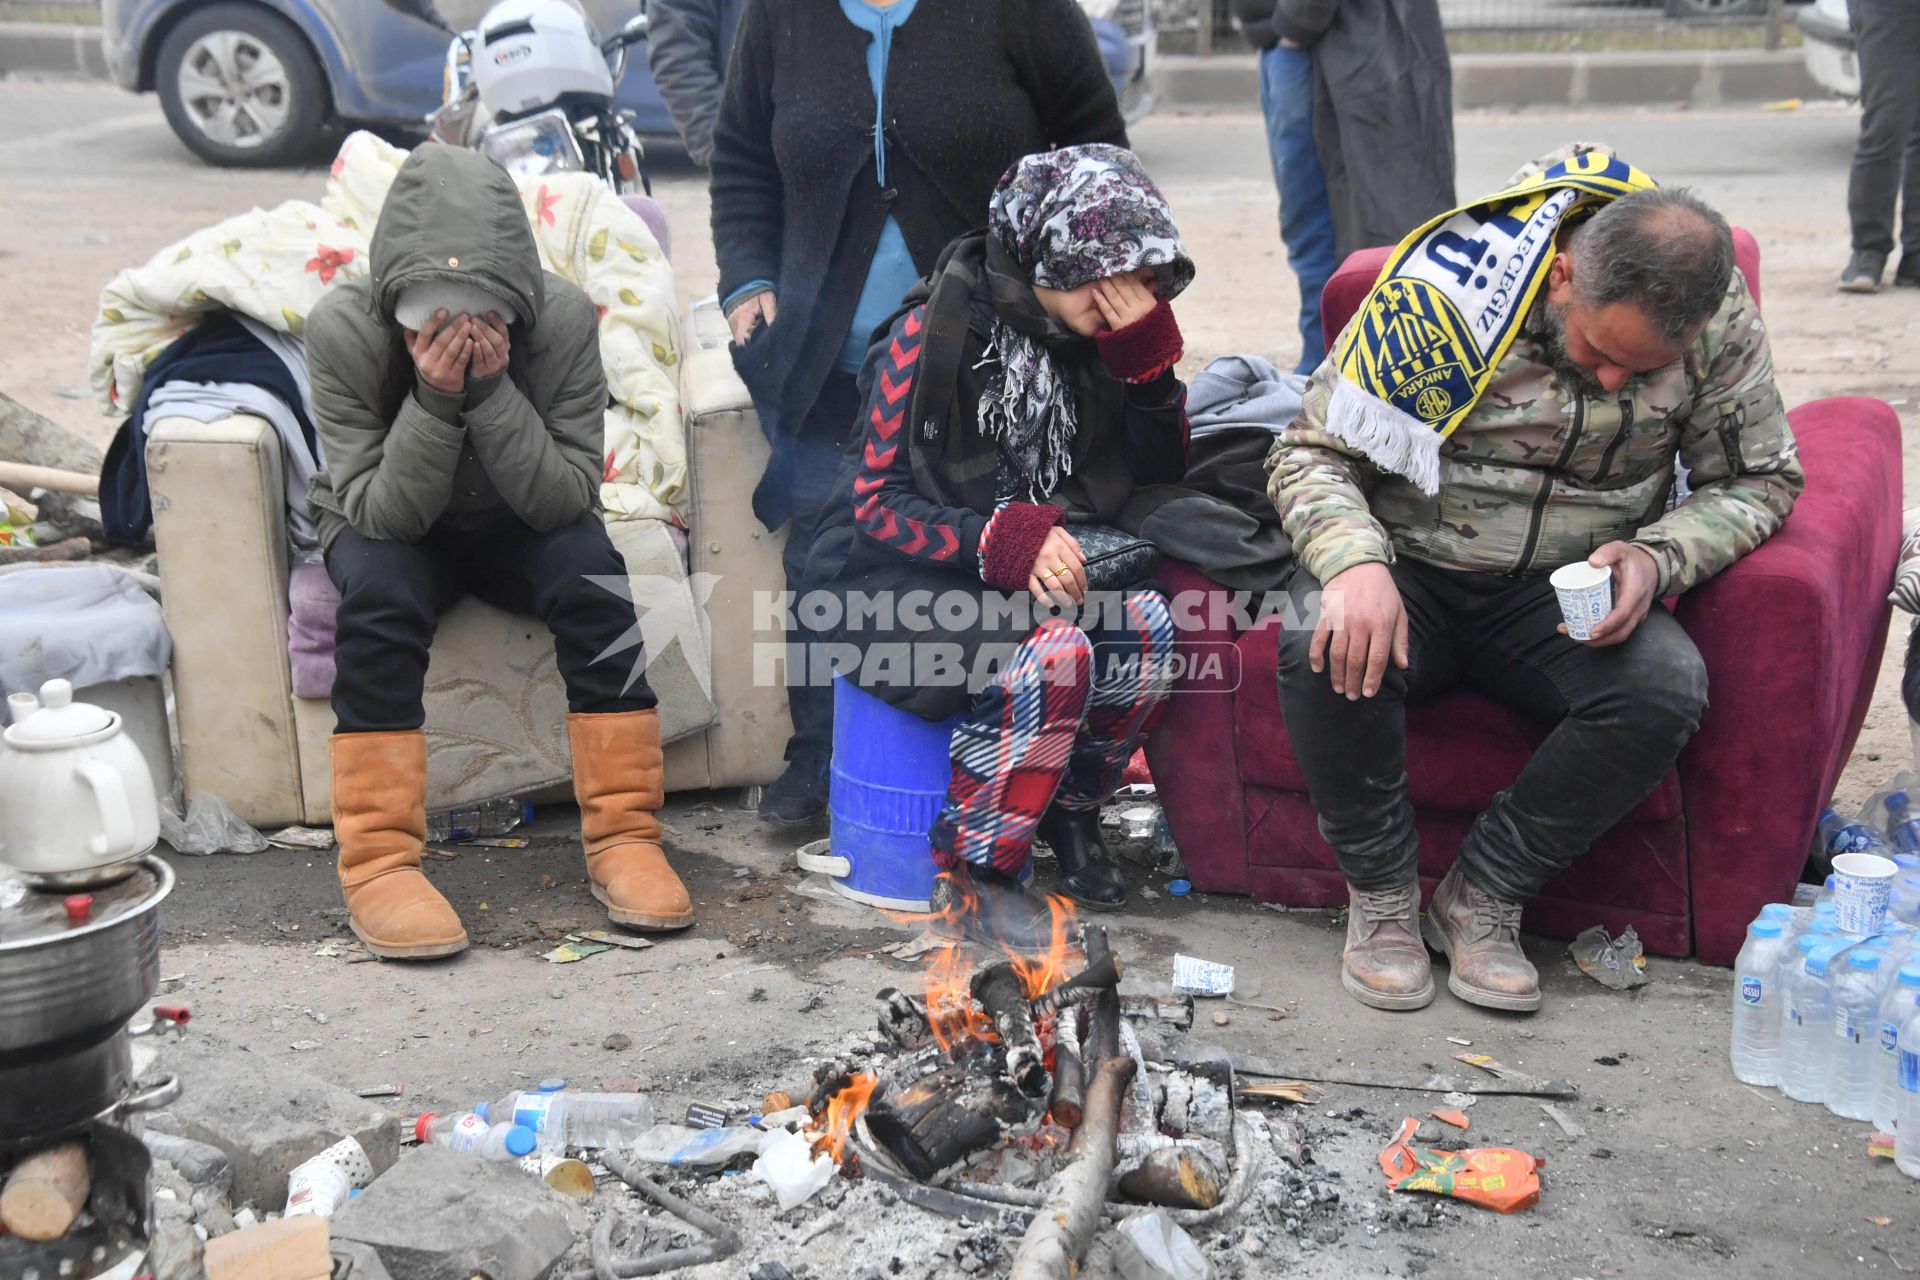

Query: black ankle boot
left=929, top=864, right=1057, bottom=951
left=759, top=755, right=829, bottom=828
left=1035, top=806, right=1128, bottom=910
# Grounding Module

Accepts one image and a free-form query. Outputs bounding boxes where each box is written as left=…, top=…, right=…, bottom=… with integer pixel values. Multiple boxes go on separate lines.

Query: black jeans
left=325, top=514, right=657, bottom=734
left=761, top=370, right=861, bottom=766
left=1849, top=0, right=1920, bottom=258
left=1275, top=558, right=1709, bottom=902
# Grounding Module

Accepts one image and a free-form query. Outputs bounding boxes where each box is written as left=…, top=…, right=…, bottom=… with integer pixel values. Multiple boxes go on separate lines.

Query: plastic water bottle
left=1898, top=998, right=1920, bottom=1179
left=415, top=1112, right=537, bottom=1161
left=1887, top=793, right=1920, bottom=853
left=1828, top=949, right=1887, bottom=1120
left=1892, top=875, right=1920, bottom=928
left=1731, top=918, right=1791, bottom=1086
left=1874, top=964, right=1920, bottom=1132
left=1781, top=935, right=1847, bottom=1103
left=1822, top=809, right=1887, bottom=856
left=426, top=798, right=533, bottom=844
left=478, top=1089, right=657, bottom=1151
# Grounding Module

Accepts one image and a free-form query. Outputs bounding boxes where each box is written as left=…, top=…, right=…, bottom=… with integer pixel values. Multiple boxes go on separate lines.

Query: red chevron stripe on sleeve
left=851, top=305, right=970, bottom=566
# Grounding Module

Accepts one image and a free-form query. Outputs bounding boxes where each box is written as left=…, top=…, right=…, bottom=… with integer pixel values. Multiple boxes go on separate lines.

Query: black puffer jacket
left=708, top=0, right=1126, bottom=444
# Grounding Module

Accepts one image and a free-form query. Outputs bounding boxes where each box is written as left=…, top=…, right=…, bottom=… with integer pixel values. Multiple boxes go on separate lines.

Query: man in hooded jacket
left=306, top=143, right=694, bottom=959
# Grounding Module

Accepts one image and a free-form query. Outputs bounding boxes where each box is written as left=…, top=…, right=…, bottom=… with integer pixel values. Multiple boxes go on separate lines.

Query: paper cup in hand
left=1550, top=561, right=1613, bottom=641
left=1832, top=852, right=1897, bottom=935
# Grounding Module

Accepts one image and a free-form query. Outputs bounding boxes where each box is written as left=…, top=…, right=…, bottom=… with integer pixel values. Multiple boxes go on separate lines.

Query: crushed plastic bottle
left=625, top=1124, right=769, bottom=1167
left=478, top=1087, right=656, bottom=1151
left=1820, top=809, right=1888, bottom=857
left=415, top=1112, right=537, bottom=1161
left=426, top=798, right=533, bottom=844
left=1886, top=793, right=1920, bottom=853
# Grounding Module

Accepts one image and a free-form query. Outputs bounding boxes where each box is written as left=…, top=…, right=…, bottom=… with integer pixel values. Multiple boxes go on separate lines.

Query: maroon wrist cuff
left=979, top=501, right=1065, bottom=591
left=1096, top=299, right=1184, bottom=383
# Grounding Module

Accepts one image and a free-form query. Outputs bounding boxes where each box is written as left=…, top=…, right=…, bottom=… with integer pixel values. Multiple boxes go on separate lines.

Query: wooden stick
left=972, top=960, right=1049, bottom=1098
left=1047, top=1004, right=1085, bottom=1129
left=0, top=461, right=99, bottom=497
left=1083, top=926, right=1120, bottom=1068
left=0, top=1140, right=91, bottom=1241
left=1007, top=1055, right=1136, bottom=1280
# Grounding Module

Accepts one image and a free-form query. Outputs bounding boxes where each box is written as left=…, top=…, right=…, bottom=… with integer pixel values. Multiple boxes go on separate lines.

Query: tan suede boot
left=567, top=709, right=694, bottom=931
left=1422, top=864, right=1542, bottom=1012
left=1341, top=881, right=1435, bottom=1010
left=331, top=731, right=467, bottom=960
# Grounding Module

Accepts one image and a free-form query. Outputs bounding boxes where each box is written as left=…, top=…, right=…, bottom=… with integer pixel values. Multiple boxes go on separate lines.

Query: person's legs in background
left=760, top=373, right=861, bottom=827
left=323, top=526, right=467, bottom=959
left=1258, top=43, right=1339, bottom=373
left=470, top=514, right=693, bottom=932
left=1843, top=0, right=1920, bottom=291
left=1039, top=590, right=1178, bottom=909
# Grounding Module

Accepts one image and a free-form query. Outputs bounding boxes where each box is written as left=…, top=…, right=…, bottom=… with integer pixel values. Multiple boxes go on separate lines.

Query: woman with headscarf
left=807, top=145, right=1195, bottom=945
left=707, top=0, right=1128, bottom=831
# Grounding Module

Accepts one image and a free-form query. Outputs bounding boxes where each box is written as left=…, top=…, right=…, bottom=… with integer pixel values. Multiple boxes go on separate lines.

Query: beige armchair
left=146, top=305, right=790, bottom=828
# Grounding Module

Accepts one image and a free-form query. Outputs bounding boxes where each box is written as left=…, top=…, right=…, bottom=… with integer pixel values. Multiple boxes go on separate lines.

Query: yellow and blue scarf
left=1327, top=150, right=1657, bottom=494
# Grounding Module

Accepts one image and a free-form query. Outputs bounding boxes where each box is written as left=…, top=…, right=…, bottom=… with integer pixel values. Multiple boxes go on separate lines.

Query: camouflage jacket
left=1267, top=268, right=1803, bottom=596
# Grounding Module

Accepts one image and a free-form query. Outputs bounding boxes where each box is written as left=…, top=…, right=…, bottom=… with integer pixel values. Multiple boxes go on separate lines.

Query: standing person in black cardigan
left=709, top=0, right=1128, bottom=828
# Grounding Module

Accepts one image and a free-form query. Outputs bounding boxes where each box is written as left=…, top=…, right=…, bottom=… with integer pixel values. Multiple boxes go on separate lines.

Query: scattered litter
left=1867, top=1216, right=1894, bottom=1227
left=684, top=1103, right=730, bottom=1129
left=1762, top=97, right=1803, bottom=110
left=750, top=1128, right=835, bottom=1210
left=569, top=929, right=655, bottom=951
left=422, top=846, right=461, bottom=860
left=1446, top=1036, right=1472, bottom=1046
left=1440, top=1092, right=1476, bottom=1110
left=1172, top=953, right=1234, bottom=997
left=162, top=793, right=270, bottom=855
left=353, top=1083, right=404, bottom=1098
left=604, top=1033, right=634, bottom=1052
left=1870, top=1132, right=1898, bottom=1160
left=520, top=1152, right=596, bottom=1201
left=1451, top=1051, right=1525, bottom=1080
left=882, top=935, right=942, bottom=962
left=733, top=866, right=752, bottom=878
left=1168, top=880, right=1192, bottom=897
left=466, top=837, right=530, bottom=848
left=289, top=1040, right=320, bottom=1051
left=266, top=825, right=334, bottom=850
left=1239, top=1080, right=1323, bottom=1105
left=1140, top=887, right=1160, bottom=901
left=1569, top=924, right=1649, bottom=990
left=543, top=939, right=613, bottom=964
left=1112, top=1208, right=1211, bottom=1280
left=1430, top=1108, right=1470, bottom=1131
left=1540, top=1104, right=1586, bottom=1138
left=1379, top=1116, right=1542, bottom=1214
left=283, top=1135, right=372, bottom=1217
left=1211, top=1012, right=1230, bottom=1027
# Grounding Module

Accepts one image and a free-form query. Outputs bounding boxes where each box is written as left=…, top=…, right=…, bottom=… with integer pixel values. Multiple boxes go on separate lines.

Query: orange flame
left=1009, top=895, right=1083, bottom=1000
left=924, top=941, right=996, bottom=1053
left=810, top=1071, right=879, bottom=1164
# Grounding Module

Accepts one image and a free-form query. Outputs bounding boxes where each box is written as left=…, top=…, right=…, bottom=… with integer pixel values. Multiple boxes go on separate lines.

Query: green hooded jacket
left=306, top=143, right=608, bottom=550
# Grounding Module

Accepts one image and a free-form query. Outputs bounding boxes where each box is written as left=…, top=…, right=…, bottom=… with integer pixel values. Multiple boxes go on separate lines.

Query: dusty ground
left=4, top=78, right=1920, bottom=1277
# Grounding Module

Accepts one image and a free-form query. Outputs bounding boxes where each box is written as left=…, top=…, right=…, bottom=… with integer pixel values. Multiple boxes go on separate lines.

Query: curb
left=1159, top=49, right=1826, bottom=111
left=0, top=20, right=108, bottom=80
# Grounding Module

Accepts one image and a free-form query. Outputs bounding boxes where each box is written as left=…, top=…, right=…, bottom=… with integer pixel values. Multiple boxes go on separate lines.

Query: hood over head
left=369, top=142, right=544, bottom=328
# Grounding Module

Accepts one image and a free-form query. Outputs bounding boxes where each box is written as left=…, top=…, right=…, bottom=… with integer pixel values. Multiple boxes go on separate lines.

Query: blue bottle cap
left=522, top=801, right=538, bottom=824
left=1891, top=791, right=1912, bottom=808
left=1852, top=950, right=1883, bottom=970
left=1899, top=965, right=1920, bottom=987
left=538, top=1078, right=567, bottom=1093
left=1826, top=875, right=1838, bottom=889
left=1815, top=900, right=1839, bottom=915
left=1759, top=903, right=1794, bottom=920
left=1168, top=880, right=1192, bottom=897
left=1801, top=934, right=1824, bottom=953
left=474, top=1100, right=493, bottom=1123
left=1750, top=921, right=1783, bottom=938
left=1896, top=855, right=1920, bottom=872
left=1810, top=919, right=1840, bottom=934
left=504, top=1125, right=537, bottom=1158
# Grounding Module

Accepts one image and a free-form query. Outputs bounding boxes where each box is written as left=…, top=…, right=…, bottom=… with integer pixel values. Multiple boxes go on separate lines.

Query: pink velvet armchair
left=1146, top=232, right=1901, bottom=966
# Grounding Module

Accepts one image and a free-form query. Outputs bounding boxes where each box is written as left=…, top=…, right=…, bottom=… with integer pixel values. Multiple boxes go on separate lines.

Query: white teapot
left=0, top=679, right=159, bottom=887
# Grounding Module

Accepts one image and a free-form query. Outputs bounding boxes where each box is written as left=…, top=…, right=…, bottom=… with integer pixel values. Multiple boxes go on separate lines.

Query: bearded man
left=1268, top=155, right=1802, bottom=1014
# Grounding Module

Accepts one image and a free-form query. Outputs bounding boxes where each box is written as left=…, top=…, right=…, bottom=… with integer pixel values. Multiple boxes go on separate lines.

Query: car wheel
left=156, top=4, right=328, bottom=167
left=1663, top=0, right=1767, bottom=17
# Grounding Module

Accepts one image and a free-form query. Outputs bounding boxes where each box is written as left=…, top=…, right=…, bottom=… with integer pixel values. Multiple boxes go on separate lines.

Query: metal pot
left=0, top=856, right=172, bottom=1142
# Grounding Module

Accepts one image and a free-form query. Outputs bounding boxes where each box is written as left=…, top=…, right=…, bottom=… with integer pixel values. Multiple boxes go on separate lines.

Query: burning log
left=1027, top=952, right=1122, bottom=1018
left=1083, top=926, right=1120, bottom=1067
left=1115, top=1142, right=1227, bottom=1211
left=971, top=961, right=1049, bottom=1099
left=1047, top=1005, right=1085, bottom=1129
left=863, top=1056, right=1035, bottom=1181
left=0, top=1140, right=91, bottom=1241
left=876, top=987, right=930, bottom=1049
left=1006, top=1054, right=1137, bottom=1280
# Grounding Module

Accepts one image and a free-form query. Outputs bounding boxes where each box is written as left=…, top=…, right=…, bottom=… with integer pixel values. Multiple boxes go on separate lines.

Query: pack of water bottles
left=1730, top=793, right=1920, bottom=1181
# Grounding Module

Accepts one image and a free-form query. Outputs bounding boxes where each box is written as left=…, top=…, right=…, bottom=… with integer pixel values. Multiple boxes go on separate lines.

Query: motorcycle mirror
left=380, top=0, right=453, bottom=31
left=604, top=6, right=648, bottom=52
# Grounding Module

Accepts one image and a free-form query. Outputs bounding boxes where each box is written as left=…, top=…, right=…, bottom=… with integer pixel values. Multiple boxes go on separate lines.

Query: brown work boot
left=331, top=731, right=468, bottom=960
left=1422, top=864, right=1541, bottom=1012
left=1341, top=880, right=1435, bottom=1011
left=567, top=710, right=694, bottom=931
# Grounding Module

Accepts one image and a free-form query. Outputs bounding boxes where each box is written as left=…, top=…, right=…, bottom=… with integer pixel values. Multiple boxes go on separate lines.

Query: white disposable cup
left=1550, top=561, right=1614, bottom=641
left=1832, top=851, right=1897, bottom=935
left=284, top=1136, right=373, bottom=1218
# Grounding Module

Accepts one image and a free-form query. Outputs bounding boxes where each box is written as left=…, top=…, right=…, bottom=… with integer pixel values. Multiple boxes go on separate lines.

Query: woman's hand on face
left=1092, top=272, right=1159, bottom=334
left=1027, top=526, right=1086, bottom=607
left=407, top=310, right=472, bottom=395
left=469, top=312, right=510, bottom=383
left=727, top=292, right=778, bottom=347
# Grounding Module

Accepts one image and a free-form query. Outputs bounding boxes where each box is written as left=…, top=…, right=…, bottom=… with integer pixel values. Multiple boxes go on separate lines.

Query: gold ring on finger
left=1056, top=565, right=1073, bottom=577
left=1039, top=568, right=1057, bottom=579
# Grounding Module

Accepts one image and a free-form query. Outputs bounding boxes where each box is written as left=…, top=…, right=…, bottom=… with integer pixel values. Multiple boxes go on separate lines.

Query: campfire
left=797, top=880, right=1252, bottom=1275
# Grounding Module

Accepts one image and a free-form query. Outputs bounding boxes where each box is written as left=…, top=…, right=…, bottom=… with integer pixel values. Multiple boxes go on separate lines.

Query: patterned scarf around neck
left=981, top=144, right=1193, bottom=502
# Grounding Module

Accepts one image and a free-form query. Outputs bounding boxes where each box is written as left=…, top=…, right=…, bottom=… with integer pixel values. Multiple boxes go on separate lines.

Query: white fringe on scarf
left=976, top=324, right=1078, bottom=503
left=1323, top=376, right=1445, bottom=496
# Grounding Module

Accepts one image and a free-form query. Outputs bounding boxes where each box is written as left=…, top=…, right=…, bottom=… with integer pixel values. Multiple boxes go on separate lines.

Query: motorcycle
left=386, top=0, right=654, bottom=197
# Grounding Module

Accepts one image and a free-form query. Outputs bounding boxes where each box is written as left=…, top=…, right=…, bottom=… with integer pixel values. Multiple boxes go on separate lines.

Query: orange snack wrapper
left=1379, top=1116, right=1541, bottom=1214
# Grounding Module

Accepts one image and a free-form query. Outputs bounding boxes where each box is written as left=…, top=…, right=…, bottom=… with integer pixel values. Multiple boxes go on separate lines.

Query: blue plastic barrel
left=812, top=674, right=963, bottom=910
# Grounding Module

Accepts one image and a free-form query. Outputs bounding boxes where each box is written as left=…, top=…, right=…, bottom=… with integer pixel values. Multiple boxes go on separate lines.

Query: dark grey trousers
left=1849, top=0, right=1920, bottom=258
left=1275, top=559, right=1709, bottom=903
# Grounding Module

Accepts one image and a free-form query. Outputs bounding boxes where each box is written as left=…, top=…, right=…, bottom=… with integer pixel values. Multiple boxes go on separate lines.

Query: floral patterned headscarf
left=980, top=145, right=1193, bottom=501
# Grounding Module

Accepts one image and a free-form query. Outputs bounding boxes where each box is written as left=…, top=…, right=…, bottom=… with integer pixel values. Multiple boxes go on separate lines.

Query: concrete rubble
left=330, top=1145, right=581, bottom=1280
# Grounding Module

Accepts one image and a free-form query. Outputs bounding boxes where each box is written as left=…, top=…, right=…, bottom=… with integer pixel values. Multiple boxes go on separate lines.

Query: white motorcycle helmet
left=470, top=0, right=615, bottom=118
